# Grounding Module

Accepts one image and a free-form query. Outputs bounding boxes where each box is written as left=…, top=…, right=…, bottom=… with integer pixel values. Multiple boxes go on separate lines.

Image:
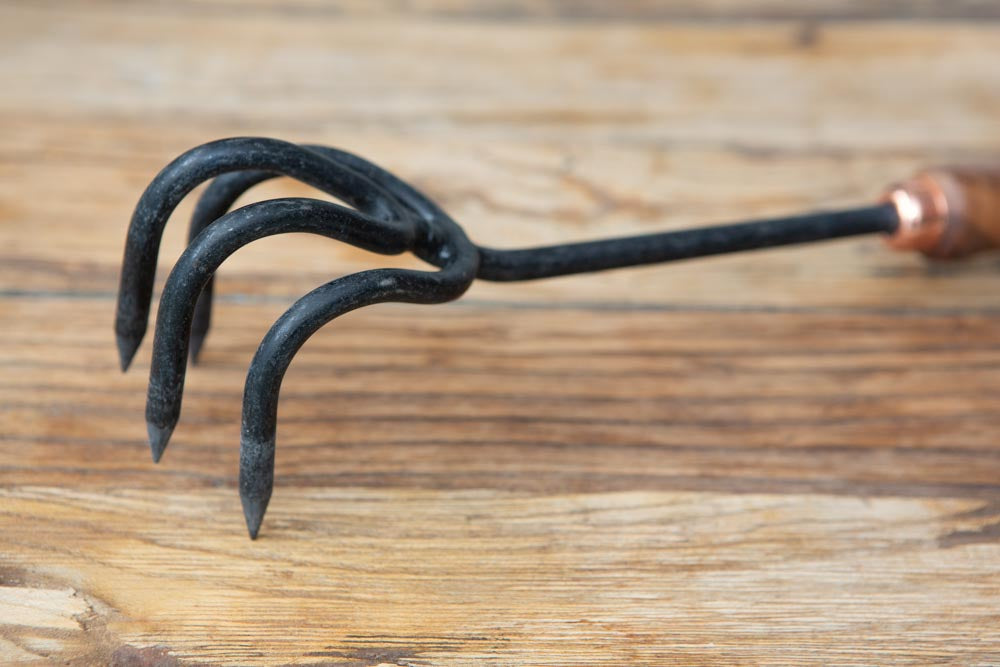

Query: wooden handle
left=884, top=165, right=1000, bottom=259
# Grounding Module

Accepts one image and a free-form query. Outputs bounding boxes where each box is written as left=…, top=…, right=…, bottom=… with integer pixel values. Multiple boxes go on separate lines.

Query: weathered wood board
left=0, top=2, right=998, bottom=664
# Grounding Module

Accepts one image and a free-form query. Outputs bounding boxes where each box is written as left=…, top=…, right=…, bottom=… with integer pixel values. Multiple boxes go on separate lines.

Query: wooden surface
left=2, top=2, right=1000, bottom=664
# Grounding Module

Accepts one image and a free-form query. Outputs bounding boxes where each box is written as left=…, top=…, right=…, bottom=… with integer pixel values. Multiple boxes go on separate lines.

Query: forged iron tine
left=240, top=266, right=479, bottom=537
left=187, top=287, right=209, bottom=365
left=237, top=270, right=421, bottom=538
left=146, top=198, right=416, bottom=462
left=306, top=145, right=449, bottom=225
left=188, top=170, right=277, bottom=364
left=184, top=145, right=453, bottom=362
left=116, top=137, right=406, bottom=372
left=239, top=209, right=479, bottom=538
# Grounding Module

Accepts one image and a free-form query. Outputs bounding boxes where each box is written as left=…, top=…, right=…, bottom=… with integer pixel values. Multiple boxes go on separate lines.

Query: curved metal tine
left=115, top=137, right=409, bottom=372
left=184, top=145, right=453, bottom=362
left=308, top=146, right=451, bottom=226
left=238, top=260, right=477, bottom=539
left=187, top=170, right=276, bottom=364
left=146, top=197, right=416, bottom=463
left=238, top=212, right=479, bottom=539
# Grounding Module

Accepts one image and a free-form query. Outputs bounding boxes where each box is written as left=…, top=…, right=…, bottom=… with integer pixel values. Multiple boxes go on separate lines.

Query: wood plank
left=2, top=487, right=999, bottom=665
left=2, top=8, right=999, bottom=151
left=2, top=298, right=1000, bottom=662
left=5, top=299, right=1000, bottom=494
left=28, top=0, right=1000, bottom=22
left=1, top=1, right=999, bottom=664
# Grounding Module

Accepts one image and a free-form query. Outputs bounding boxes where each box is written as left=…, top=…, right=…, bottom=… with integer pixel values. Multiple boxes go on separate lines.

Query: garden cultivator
left=117, top=137, right=1000, bottom=538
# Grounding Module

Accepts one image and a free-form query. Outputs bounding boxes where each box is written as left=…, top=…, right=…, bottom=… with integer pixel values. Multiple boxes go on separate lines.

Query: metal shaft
left=476, top=203, right=899, bottom=281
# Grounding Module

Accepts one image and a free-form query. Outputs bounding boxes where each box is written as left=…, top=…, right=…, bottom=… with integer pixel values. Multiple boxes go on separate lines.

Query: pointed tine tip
left=116, top=332, right=140, bottom=372
left=188, top=332, right=206, bottom=366
left=241, top=493, right=269, bottom=541
left=147, top=421, right=174, bottom=463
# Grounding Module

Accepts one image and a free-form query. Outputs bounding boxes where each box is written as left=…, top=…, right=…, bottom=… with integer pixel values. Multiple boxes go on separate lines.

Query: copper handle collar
left=883, top=165, right=1000, bottom=260
left=883, top=171, right=952, bottom=256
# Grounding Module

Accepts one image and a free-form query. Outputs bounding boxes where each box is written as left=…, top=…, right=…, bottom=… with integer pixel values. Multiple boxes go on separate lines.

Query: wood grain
left=1, top=1, right=999, bottom=665
left=31, top=0, right=1000, bottom=22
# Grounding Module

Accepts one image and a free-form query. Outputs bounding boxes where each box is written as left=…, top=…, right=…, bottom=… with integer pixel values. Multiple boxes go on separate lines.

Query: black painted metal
left=117, top=137, right=900, bottom=538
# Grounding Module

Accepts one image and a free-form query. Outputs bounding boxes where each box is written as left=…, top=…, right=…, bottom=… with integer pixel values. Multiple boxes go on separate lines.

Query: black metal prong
left=146, top=198, right=416, bottom=463
left=116, top=137, right=403, bottom=372
left=239, top=218, right=479, bottom=539
left=182, top=145, right=452, bottom=363
left=187, top=170, right=277, bottom=364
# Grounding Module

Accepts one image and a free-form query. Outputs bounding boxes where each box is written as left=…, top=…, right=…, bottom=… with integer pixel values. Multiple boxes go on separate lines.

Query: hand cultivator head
left=117, top=138, right=479, bottom=537
left=118, top=137, right=1000, bottom=538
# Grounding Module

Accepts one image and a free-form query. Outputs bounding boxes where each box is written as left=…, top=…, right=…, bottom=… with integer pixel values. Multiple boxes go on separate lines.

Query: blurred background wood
left=0, top=1, right=999, bottom=664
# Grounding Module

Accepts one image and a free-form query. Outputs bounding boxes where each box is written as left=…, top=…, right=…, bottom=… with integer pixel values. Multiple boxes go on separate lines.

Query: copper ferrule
left=881, top=164, right=1000, bottom=259
left=882, top=171, right=950, bottom=254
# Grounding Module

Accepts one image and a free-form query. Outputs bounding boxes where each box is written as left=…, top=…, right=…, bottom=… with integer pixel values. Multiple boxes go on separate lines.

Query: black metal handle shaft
left=476, top=203, right=900, bottom=281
